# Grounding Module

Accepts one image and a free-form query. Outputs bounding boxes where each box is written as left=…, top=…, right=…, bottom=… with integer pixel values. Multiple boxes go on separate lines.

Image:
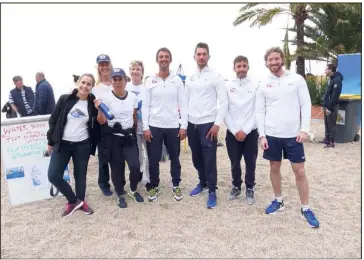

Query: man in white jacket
left=142, top=47, right=187, bottom=202
left=255, top=47, right=319, bottom=228
left=224, top=55, right=258, bottom=204
left=185, top=42, right=228, bottom=209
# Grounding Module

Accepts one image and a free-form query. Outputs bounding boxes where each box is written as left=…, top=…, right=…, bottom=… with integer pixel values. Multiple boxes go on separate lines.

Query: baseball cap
left=96, top=54, right=111, bottom=64
left=111, top=68, right=126, bottom=78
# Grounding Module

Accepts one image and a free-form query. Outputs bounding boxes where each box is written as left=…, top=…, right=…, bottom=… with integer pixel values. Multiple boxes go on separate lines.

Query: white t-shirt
left=126, top=82, right=145, bottom=135
left=102, top=90, right=138, bottom=136
left=62, top=100, right=89, bottom=142
left=92, top=82, right=113, bottom=99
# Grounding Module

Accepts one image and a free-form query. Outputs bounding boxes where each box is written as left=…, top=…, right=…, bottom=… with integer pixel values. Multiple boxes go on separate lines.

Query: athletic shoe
left=173, top=187, right=183, bottom=201
left=265, top=199, right=285, bottom=214
left=118, top=196, right=127, bottom=208
left=228, top=187, right=241, bottom=200
left=147, top=188, right=157, bottom=202
left=318, top=139, right=329, bottom=144
left=189, top=184, right=208, bottom=197
left=62, top=199, right=83, bottom=217
left=155, top=186, right=161, bottom=196
left=206, top=192, right=217, bottom=209
left=128, top=190, right=144, bottom=203
left=245, top=188, right=255, bottom=205
left=80, top=201, right=94, bottom=215
left=100, top=187, right=113, bottom=197
left=324, top=142, right=335, bottom=148
left=301, top=209, right=320, bottom=228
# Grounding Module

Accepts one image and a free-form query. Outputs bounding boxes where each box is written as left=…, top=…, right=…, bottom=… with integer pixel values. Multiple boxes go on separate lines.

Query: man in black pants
left=320, top=64, right=343, bottom=148
left=185, top=42, right=228, bottom=209
left=142, top=47, right=187, bottom=202
left=224, top=55, right=258, bottom=204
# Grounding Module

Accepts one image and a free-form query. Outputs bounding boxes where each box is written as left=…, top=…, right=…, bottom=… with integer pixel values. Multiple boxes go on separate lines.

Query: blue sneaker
left=128, top=190, right=144, bottom=203
left=206, top=192, right=217, bottom=209
left=265, top=199, right=285, bottom=214
left=118, top=196, right=127, bottom=208
left=190, top=184, right=208, bottom=197
left=301, top=209, right=320, bottom=228
left=100, top=187, right=113, bottom=196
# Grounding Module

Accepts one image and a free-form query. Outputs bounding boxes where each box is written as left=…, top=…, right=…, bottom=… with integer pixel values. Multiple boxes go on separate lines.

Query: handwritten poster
left=1, top=117, right=69, bottom=205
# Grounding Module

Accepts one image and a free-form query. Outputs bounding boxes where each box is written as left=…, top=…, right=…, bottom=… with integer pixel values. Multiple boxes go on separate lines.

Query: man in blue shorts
left=255, top=47, right=320, bottom=228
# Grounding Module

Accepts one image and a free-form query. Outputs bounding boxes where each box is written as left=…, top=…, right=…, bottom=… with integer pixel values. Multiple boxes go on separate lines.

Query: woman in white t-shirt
left=95, top=68, right=144, bottom=208
left=47, top=73, right=100, bottom=217
left=92, top=54, right=113, bottom=197
left=125, top=60, right=149, bottom=185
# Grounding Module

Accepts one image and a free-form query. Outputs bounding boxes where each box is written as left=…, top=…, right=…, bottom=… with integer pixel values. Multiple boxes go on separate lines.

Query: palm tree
left=233, top=3, right=358, bottom=77
left=282, top=23, right=291, bottom=70
left=288, top=4, right=361, bottom=62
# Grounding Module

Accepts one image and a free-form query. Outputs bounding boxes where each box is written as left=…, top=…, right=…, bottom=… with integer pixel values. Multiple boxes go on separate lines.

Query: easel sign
left=1, top=115, right=70, bottom=206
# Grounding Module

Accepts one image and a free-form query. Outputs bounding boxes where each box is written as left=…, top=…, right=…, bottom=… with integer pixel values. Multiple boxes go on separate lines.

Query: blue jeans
left=48, top=139, right=91, bottom=203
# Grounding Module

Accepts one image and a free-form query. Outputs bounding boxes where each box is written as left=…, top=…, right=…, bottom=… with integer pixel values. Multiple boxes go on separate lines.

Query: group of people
left=3, top=73, right=56, bottom=118
left=33, top=42, right=324, bottom=228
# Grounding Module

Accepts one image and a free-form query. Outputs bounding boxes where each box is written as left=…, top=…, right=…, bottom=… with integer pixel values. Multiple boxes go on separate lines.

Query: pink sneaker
left=61, top=199, right=83, bottom=217
left=80, top=201, right=94, bottom=215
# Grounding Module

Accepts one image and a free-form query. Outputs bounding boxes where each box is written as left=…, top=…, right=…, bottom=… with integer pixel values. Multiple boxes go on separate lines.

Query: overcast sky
left=1, top=3, right=327, bottom=107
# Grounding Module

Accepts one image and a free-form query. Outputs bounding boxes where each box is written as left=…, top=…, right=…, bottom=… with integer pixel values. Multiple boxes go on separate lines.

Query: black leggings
left=109, top=135, right=140, bottom=196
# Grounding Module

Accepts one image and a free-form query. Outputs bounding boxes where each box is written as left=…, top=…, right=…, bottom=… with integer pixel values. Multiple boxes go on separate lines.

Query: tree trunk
left=296, top=20, right=305, bottom=78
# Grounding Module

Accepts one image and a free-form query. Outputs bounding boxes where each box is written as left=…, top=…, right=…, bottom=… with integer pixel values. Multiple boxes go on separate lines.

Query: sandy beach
left=1, top=119, right=361, bottom=258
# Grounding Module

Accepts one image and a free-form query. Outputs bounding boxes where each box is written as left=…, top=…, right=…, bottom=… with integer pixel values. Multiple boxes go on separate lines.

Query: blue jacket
left=323, top=72, right=343, bottom=111
left=34, top=79, right=56, bottom=115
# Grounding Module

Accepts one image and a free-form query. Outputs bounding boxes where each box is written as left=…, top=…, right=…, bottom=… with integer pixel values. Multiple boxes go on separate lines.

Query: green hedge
left=306, top=77, right=327, bottom=106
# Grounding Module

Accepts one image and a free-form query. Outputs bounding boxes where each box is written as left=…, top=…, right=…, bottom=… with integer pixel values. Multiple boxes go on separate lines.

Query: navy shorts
left=263, top=135, right=306, bottom=163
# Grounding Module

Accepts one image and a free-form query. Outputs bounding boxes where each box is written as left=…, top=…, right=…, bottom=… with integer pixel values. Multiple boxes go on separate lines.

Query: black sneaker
left=245, top=188, right=255, bottom=205
left=318, top=139, right=329, bottom=144
left=324, top=142, right=335, bottom=148
left=228, top=187, right=241, bottom=200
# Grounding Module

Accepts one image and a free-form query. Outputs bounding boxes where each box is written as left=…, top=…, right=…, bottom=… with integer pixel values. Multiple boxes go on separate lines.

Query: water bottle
left=63, top=165, right=71, bottom=184
left=99, top=102, right=115, bottom=120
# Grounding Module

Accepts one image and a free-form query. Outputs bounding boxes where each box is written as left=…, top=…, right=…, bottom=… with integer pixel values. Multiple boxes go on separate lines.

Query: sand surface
left=1, top=120, right=361, bottom=258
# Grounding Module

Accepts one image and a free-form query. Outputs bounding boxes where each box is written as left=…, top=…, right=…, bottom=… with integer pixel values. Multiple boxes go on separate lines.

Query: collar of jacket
left=36, top=79, right=46, bottom=87
left=195, top=66, right=210, bottom=73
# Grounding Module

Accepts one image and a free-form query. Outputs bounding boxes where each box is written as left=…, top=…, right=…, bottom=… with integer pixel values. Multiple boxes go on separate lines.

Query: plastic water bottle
left=99, top=103, right=115, bottom=120
left=63, top=165, right=71, bottom=184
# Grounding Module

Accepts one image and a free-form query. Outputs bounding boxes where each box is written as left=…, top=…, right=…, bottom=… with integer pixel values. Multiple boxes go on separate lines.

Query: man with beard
left=142, top=47, right=187, bottom=202
left=185, top=42, right=228, bottom=209
left=225, top=55, right=258, bottom=204
left=255, top=47, right=319, bottom=228
left=319, top=63, right=343, bottom=148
